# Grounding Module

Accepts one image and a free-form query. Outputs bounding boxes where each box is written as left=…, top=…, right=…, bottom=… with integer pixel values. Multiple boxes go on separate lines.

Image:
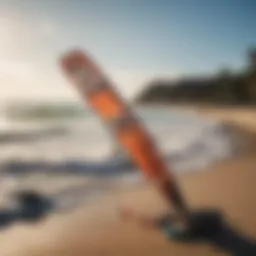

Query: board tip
left=60, top=49, right=87, bottom=71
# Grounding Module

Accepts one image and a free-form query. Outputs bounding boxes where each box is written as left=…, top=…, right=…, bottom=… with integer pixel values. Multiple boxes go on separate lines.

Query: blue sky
left=0, top=0, right=255, bottom=101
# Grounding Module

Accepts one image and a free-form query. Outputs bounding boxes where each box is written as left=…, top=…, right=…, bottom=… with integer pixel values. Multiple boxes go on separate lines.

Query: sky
left=0, top=0, right=255, bottom=102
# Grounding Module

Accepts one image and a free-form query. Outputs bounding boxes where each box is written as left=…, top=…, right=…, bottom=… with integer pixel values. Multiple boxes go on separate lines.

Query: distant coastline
left=136, top=48, right=256, bottom=106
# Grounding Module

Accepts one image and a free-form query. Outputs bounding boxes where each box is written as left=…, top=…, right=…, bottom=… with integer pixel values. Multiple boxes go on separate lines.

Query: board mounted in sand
left=60, top=50, right=189, bottom=223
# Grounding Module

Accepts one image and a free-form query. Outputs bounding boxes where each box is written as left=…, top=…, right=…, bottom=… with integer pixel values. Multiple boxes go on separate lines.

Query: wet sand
left=0, top=107, right=255, bottom=256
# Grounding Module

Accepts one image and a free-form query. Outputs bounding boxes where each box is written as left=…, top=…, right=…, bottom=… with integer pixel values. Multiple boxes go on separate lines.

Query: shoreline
left=138, top=103, right=256, bottom=133
left=0, top=105, right=255, bottom=255
left=1, top=151, right=255, bottom=256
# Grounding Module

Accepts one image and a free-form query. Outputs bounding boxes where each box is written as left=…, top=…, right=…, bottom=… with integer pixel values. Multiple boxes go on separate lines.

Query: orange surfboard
left=60, top=50, right=188, bottom=219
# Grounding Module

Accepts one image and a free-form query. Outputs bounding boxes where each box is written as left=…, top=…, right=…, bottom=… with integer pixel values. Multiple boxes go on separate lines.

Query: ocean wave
left=0, top=126, right=69, bottom=145
left=0, top=107, right=243, bottom=207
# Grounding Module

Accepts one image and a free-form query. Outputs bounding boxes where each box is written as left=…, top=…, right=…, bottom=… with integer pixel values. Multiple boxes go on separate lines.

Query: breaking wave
left=0, top=106, right=243, bottom=205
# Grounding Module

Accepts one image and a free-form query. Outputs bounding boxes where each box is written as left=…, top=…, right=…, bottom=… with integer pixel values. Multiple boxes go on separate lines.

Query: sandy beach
left=0, top=106, right=255, bottom=256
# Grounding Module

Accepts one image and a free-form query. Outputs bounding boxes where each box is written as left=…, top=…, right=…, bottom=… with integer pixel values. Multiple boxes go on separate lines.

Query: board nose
left=61, top=49, right=88, bottom=73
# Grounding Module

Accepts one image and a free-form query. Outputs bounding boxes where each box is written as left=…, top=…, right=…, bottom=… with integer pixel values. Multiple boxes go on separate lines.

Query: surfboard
left=60, top=49, right=189, bottom=219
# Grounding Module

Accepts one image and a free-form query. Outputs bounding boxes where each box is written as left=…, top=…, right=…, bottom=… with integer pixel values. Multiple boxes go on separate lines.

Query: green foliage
left=137, top=49, right=256, bottom=106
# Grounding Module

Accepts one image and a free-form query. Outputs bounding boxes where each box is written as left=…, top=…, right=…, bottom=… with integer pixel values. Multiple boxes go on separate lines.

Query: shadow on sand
left=164, top=210, right=256, bottom=256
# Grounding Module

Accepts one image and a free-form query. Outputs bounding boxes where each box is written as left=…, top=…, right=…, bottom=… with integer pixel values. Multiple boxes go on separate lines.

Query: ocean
left=0, top=106, right=240, bottom=209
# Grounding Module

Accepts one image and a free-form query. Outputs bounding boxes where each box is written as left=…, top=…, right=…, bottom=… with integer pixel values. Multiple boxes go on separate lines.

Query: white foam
left=0, top=107, right=241, bottom=205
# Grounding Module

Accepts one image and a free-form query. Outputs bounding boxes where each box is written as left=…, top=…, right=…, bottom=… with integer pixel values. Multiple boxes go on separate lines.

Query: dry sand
left=0, top=106, right=255, bottom=256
